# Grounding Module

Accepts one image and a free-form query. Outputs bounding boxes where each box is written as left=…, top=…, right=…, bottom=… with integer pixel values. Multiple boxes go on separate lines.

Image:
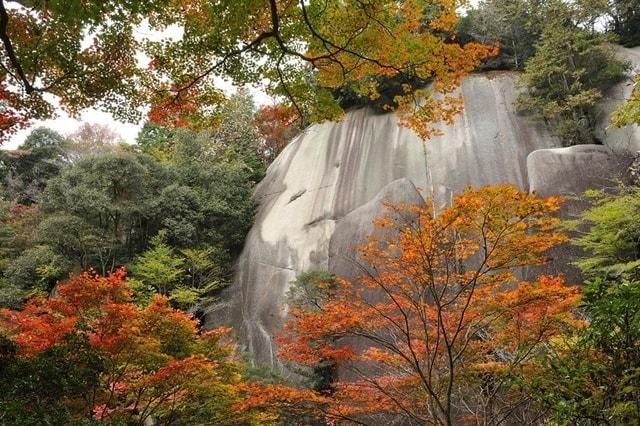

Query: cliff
left=205, top=47, right=640, bottom=371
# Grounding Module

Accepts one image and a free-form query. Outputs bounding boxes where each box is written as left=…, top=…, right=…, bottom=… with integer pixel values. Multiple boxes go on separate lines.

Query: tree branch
left=0, top=0, right=34, bottom=93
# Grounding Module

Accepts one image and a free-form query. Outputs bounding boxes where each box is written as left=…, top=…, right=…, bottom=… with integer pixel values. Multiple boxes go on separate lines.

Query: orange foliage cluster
left=310, top=0, right=498, bottom=140
left=0, top=269, right=311, bottom=424
left=254, top=104, right=300, bottom=162
left=0, top=267, right=326, bottom=424
left=147, top=85, right=203, bottom=129
left=235, top=382, right=328, bottom=424
left=0, top=81, right=29, bottom=142
left=138, top=0, right=497, bottom=139
left=278, top=185, right=580, bottom=424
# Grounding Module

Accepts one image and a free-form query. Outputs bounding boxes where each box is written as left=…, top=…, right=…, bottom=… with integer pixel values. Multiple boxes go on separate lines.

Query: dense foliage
left=527, top=187, right=640, bottom=425
left=0, top=0, right=495, bottom=142
left=457, top=0, right=541, bottom=70
left=0, top=269, right=315, bottom=425
left=0, top=95, right=267, bottom=310
left=460, top=0, right=632, bottom=146
left=534, top=276, right=640, bottom=425
left=597, top=0, right=640, bottom=47
left=0, top=128, right=67, bottom=204
left=1, top=269, right=241, bottom=424
left=514, top=0, right=627, bottom=145
left=460, top=0, right=639, bottom=70
left=570, top=188, right=640, bottom=277
left=3, top=177, right=640, bottom=424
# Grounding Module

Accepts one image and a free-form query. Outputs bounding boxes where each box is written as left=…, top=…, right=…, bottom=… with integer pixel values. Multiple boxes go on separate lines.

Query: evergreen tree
left=516, top=1, right=627, bottom=145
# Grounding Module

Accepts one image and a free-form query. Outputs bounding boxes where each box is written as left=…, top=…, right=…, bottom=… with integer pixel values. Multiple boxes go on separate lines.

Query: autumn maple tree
left=0, top=0, right=495, bottom=142
left=253, top=104, right=301, bottom=163
left=0, top=0, right=158, bottom=142
left=0, top=268, right=309, bottom=425
left=144, top=0, right=496, bottom=139
left=278, top=185, right=580, bottom=425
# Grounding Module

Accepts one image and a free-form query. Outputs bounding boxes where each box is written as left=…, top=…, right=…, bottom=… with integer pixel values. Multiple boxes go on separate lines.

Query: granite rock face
left=208, top=72, right=558, bottom=370
left=208, top=49, right=638, bottom=370
left=216, top=108, right=433, bottom=371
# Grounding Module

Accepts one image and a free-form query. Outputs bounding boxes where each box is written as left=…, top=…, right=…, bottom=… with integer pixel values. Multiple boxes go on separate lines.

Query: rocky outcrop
left=597, top=46, right=640, bottom=152
left=528, top=145, right=628, bottom=203
left=526, top=145, right=630, bottom=281
left=207, top=72, right=557, bottom=370
left=206, top=48, right=639, bottom=370
left=215, top=108, right=433, bottom=372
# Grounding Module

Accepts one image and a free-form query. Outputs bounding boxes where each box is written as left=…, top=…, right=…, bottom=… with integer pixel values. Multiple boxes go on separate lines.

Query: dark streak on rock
left=287, top=189, right=306, bottom=203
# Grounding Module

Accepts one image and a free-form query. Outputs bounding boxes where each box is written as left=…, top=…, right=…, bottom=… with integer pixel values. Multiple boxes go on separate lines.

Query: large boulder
left=526, top=145, right=631, bottom=282
left=207, top=46, right=640, bottom=369
left=206, top=72, right=562, bottom=371
left=527, top=145, right=630, bottom=212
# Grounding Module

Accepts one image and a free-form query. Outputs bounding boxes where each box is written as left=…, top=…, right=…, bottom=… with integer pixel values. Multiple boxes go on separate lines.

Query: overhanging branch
left=0, top=0, right=34, bottom=94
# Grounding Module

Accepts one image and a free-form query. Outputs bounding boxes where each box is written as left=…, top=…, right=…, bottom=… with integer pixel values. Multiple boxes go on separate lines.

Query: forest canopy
left=0, top=0, right=495, bottom=142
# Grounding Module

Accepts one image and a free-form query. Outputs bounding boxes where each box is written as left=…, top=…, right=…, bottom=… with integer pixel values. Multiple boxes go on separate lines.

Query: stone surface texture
left=328, top=178, right=426, bottom=283
left=206, top=48, right=639, bottom=371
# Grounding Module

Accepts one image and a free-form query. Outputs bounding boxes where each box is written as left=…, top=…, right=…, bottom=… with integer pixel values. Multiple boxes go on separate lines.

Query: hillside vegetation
left=0, top=0, right=639, bottom=424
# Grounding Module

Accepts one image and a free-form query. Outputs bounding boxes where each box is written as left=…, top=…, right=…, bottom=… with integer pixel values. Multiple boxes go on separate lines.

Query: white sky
left=5, top=20, right=273, bottom=149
